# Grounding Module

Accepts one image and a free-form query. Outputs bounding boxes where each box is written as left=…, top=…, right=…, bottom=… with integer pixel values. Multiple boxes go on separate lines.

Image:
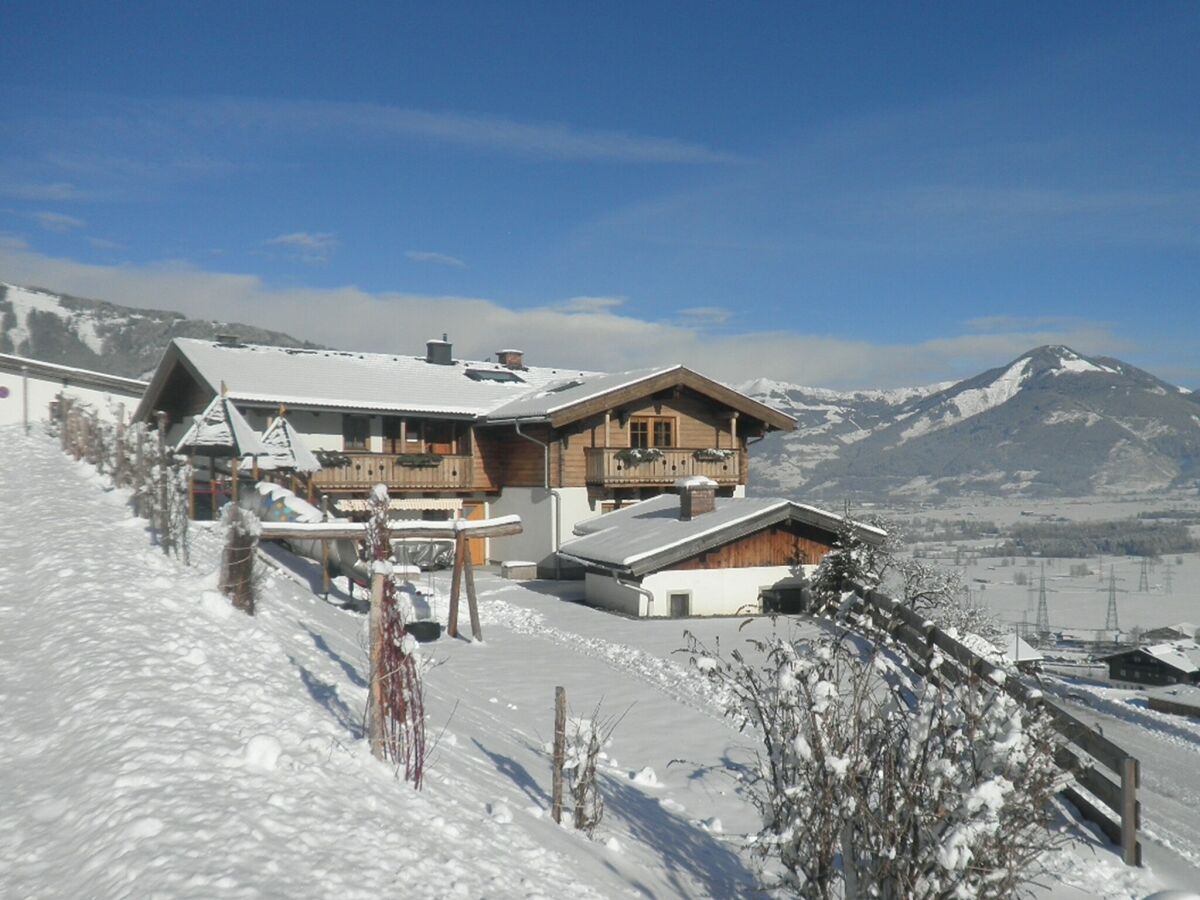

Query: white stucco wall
left=488, top=486, right=591, bottom=572
left=0, top=368, right=141, bottom=426
left=584, top=564, right=816, bottom=618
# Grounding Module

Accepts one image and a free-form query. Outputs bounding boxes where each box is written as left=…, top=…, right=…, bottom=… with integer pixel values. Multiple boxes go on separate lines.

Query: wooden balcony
left=310, top=452, right=474, bottom=491
left=584, top=447, right=742, bottom=487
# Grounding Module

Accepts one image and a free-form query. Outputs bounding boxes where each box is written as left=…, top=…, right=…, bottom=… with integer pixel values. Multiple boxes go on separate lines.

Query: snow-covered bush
left=686, top=625, right=1064, bottom=898
left=365, top=483, right=426, bottom=788
left=219, top=502, right=261, bottom=615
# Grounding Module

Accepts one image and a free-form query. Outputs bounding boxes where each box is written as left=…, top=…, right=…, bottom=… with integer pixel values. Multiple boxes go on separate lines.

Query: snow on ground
left=0, top=425, right=1189, bottom=898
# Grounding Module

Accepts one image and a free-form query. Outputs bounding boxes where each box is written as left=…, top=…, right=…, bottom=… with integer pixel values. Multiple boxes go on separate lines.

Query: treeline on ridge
left=983, top=519, right=1197, bottom=559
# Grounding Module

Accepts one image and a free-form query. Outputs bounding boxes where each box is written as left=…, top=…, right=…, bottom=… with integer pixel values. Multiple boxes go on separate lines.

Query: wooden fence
left=832, top=578, right=1141, bottom=866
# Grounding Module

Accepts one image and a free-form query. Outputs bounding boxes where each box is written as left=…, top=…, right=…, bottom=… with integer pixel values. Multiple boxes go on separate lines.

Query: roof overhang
left=1, top=352, right=148, bottom=397
left=487, top=366, right=796, bottom=432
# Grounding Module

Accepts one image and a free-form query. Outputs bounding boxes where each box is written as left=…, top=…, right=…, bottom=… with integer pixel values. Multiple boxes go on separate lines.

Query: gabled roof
left=483, top=364, right=795, bottom=431
left=136, top=339, right=795, bottom=433
left=175, top=394, right=269, bottom=456
left=559, top=493, right=886, bottom=578
left=1101, top=640, right=1200, bottom=674
left=254, top=415, right=321, bottom=473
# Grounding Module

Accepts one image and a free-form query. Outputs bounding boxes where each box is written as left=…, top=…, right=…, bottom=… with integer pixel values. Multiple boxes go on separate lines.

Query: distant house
left=1142, top=623, right=1198, bottom=643
left=1001, top=634, right=1044, bottom=673
left=558, top=476, right=887, bottom=618
left=0, top=352, right=146, bottom=426
left=1100, top=640, right=1200, bottom=688
left=135, top=336, right=795, bottom=571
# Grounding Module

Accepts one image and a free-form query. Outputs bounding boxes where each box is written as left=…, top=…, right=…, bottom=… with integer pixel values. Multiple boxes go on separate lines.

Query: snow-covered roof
left=253, top=415, right=321, bottom=473
left=484, top=366, right=680, bottom=421
left=175, top=394, right=269, bottom=456
left=0, top=352, right=147, bottom=395
left=165, top=338, right=591, bottom=418
left=1104, top=639, right=1200, bottom=674
left=559, top=494, right=886, bottom=577
left=1001, top=634, right=1043, bottom=664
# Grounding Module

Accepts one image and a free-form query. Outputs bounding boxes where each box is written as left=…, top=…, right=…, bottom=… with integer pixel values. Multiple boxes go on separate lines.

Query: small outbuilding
left=1100, top=640, right=1200, bottom=688
left=558, top=477, right=887, bottom=618
left=1145, top=684, right=1200, bottom=720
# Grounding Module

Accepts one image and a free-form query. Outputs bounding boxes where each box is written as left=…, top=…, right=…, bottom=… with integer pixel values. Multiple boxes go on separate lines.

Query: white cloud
left=86, top=236, right=126, bottom=251
left=405, top=250, right=467, bottom=269
left=0, top=244, right=1138, bottom=390
left=263, top=231, right=338, bottom=263
left=32, top=211, right=86, bottom=233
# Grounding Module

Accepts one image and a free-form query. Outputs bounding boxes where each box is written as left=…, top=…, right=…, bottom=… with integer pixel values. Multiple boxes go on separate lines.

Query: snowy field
left=1, top=425, right=1195, bottom=898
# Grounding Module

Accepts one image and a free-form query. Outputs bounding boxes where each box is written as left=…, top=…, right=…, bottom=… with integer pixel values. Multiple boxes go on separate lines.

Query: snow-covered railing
left=833, top=578, right=1142, bottom=867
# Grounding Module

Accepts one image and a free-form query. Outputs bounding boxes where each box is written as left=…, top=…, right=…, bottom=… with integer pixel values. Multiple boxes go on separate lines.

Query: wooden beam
left=464, top=548, right=482, bottom=641
left=447, top=533, right=466, bottom=638
left=259, top=518, right=523, bottom=541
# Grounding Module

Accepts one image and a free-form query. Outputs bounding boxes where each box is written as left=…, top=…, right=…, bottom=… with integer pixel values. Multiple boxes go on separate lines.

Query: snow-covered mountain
left=0, top=282, right=315, bottom=379
left=745, top=345, right=1200, bottom=500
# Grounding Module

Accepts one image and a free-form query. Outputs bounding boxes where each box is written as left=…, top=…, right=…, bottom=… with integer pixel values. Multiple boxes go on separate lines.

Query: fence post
left=156, top=411, right=171, bottom=555
left=320, top=495, right=331, bottom=600
left=368, top=571, right=386, bottom=760
left=552, top=685, right=566, bottom=824
left=1121, top=756, right=1140, bottom=866
left=133, top=424, right=145, bottom=518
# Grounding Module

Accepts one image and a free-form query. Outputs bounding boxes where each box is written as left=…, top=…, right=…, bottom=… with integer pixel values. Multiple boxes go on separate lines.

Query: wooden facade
left=668, top=521, right=837, bottom=571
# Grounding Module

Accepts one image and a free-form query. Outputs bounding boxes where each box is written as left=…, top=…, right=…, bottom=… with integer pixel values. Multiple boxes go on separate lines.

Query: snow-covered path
left=0, top=429, right=761, bottom=898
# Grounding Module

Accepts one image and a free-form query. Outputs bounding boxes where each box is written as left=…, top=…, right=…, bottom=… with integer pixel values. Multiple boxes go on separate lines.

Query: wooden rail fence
left=831, top=578, right=1141, bottom=867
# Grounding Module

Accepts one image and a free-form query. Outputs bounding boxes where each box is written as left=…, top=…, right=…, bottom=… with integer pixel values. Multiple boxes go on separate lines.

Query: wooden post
left=1121, top=756, right=1141, bottom=866
left=552, top=686, right=566, bottom=825
left=188, top=467, right=196, bottom=521
left=447, top=532, right=466, bottom=638
left=368, top=571, right=386, bottom=760
left=133, top=424, right=145, bottom=517
left=841, top=821, right=858, bottom=899
left=156, top=411, right=171, bottom=555
left=231, top=455, right=240, bottom=504
left=463, top=547, right=482, bottom=641
left=320, top=495, right=331, bottom=600
left=114, top=405, right=126, bottom=486
left=603, top=410, right=611, bottom=448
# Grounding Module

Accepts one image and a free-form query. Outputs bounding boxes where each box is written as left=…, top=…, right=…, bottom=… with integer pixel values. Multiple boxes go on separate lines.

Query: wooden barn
left=558, top=476, right=887, bottom=618
left=1100, top=640, right=1200, bottom=688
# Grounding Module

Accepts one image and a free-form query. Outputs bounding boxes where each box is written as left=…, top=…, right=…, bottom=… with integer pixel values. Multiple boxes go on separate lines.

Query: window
left=630, top=416, right=674, bottom=449
left=465, top=368, right=524, bottom=383
left=343, top=415, right=370, bottom=451
left=383, top=418, right=403, bottom=453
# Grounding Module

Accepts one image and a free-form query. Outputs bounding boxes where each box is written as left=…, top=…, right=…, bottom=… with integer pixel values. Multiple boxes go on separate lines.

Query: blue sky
left=1, top=2, right=1197, bottom=387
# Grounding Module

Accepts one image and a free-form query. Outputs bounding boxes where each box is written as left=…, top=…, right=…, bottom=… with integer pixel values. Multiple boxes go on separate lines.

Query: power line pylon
left=1036, top=563, right=1051, bottom=641
left=1105, top=566, right=1127, bottom=634
left=1138, top=557, right=1150, bottom=592
left=1164, top=564, right=1174, bottom=595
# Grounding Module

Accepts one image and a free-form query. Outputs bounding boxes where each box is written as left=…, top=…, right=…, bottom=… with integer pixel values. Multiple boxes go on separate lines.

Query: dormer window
left=465, top=368, right=524, bottom=383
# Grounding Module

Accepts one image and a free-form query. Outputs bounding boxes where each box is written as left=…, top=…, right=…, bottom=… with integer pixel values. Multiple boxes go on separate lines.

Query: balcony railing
left=584, top=447, right=741, bottom=486
left=311, top=452, right=474, bottom=491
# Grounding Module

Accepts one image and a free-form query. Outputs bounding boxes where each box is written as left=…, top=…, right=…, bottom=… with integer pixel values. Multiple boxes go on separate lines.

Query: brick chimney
left=676, top=476, right=718, bottom=521
left=426, top=333, right=452, bottom=365
left=496, top=348, right=525, bottom=369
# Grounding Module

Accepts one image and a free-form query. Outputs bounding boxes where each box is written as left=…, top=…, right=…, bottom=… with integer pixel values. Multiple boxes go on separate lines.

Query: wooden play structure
left=256, top=514, right=522, bottom=640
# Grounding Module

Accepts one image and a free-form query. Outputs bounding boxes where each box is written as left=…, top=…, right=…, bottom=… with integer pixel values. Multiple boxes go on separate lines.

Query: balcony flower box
left=396, top=453, right=443, bottom=468
left=614, top=447, right=666, bottom=466
left=692, top=448, right=735, bottom=462
left=314, top=450, right=352, bottom=468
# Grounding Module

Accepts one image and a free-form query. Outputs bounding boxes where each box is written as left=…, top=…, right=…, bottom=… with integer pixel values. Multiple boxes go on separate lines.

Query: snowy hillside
left=3, top=425, right=1196, bottom=897
left=745, top=346, right=1200, bottom=500
left=0, top=282, right=316, bottom=379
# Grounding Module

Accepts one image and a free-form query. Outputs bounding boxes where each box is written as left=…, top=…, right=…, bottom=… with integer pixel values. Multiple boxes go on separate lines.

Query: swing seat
left=407, top=620, right=442, bottom=643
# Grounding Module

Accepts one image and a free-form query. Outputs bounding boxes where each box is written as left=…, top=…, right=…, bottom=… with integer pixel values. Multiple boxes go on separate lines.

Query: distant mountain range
left=743, top=345, right=1200, bottom=499
left=4, top=281, right=1197, bottom=499
left=0, top=282, right=315, bottom=380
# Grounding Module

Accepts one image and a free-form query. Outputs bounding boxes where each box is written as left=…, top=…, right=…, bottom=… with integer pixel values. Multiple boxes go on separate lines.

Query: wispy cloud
left=554, top=296, right=627, bottom=314
left=86, top=236, right=126, bottom=251
left=264, top=231, right=338, bottom=263
left=405, top=250, right=466, bottom=269
left=676, top=306, right=733, bottom=327
left=33, top=211, right=86, bottom=232
left=0, top=181, right=88, bottom=201
left=965, top=314, right=1105, bottom=334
